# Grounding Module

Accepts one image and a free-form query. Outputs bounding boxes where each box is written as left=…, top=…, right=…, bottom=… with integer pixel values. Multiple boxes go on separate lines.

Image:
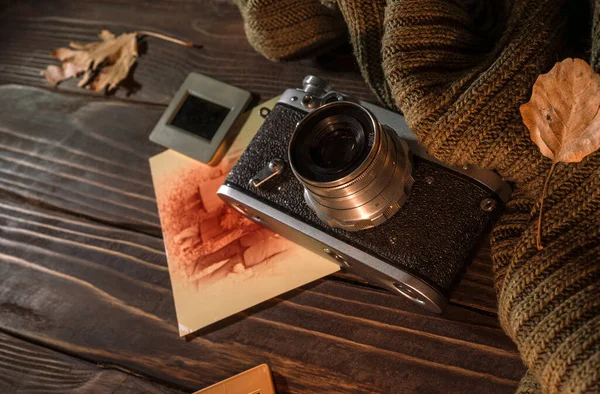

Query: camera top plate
left=278, top=76, right=511, bottom=204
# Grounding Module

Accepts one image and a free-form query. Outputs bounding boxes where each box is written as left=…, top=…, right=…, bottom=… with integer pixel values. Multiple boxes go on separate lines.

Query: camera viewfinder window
left=169, top=94, right=230, bottom=142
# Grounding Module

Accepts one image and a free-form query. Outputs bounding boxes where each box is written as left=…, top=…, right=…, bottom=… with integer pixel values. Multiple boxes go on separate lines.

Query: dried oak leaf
left=41, top=30, right=137, bottom=92
left=42, top=30, right=196, bottom=93
left=520, top=57, right=600, bottom=249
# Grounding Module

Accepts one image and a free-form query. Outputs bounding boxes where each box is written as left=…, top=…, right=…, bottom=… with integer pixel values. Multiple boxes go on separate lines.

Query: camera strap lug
left=249, top=159, right=285, bottom=188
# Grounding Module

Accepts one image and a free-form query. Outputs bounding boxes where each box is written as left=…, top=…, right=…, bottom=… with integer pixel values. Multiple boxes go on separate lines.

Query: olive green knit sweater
left=234, top=0, right=600, bottom=392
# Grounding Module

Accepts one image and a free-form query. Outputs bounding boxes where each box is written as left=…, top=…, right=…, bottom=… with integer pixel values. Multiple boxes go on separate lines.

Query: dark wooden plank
left=0, top=84, right=499, bottom=312
left=0, top=0, right=498, bottom=311
left=449, top=242, right=498, bottom=312
left=0, top=1, right=16, bottom=14
left=0, top=331, right=182, bottom=393
left=0, top=0, right=375, bottom=105
left=0, top=1, right=520, bottom=391
left=0, top=200, right=525, bottom=393
left=0, top=84, right=164, bottom=235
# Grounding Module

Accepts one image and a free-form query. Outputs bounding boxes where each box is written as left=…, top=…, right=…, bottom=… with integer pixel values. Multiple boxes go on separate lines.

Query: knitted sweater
left=233, top=0, right=600, bottom=393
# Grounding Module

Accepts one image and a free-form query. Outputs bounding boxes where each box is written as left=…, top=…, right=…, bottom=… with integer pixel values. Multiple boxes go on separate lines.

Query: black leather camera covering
left=224, top=103, right=500, bottom=295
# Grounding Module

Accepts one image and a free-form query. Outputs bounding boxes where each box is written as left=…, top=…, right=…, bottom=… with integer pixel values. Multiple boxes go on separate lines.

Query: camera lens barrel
left=289, top=101, right=413, bottom=231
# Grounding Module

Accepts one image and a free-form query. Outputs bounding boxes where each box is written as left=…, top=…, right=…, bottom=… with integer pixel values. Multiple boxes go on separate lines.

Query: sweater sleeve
left=382, top=1, right=600, bottom=392
left=232, top=0, right=347, bottom=61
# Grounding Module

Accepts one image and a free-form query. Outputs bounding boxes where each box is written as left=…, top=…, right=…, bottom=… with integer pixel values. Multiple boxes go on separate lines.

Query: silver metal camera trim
left=218, top=76, right=513, bottom=313
left=217, top=185, right=448, bottom=313
left=289, top=101, right=416, bottom=231
left=280, top=83, right=511, bottom=204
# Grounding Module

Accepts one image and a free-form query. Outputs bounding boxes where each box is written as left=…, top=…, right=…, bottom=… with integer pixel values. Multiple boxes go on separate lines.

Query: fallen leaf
left=41, top=30, right=137, bottom=92
left=522, top=58, right=600, bottom=163
left=41, top=29, right=197, bottom=93
left=520, top=57, right=600, bottom=249
left=88, top=33, right=138, bottom=91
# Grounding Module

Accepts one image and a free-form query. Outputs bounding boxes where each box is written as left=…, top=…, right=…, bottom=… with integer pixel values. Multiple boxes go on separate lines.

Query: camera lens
left=311, top=128, right=357, bottom=168
left=291, top=105, right=373, bottom=183
left=309, top=115, right=365, bottom=175
left=289, top=101, right=413, bottom=231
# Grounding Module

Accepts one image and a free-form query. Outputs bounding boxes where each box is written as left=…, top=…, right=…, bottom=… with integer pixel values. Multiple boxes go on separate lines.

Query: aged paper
left=149, top=97, right=339, bottom=335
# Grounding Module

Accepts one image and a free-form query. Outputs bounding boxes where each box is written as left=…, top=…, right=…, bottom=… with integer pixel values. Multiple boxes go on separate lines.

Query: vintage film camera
left=217, top=76, right=511, bottom=313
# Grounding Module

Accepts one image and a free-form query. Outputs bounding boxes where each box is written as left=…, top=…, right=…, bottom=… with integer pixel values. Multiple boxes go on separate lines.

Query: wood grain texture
left=0, top=200, right=525, bottom=393
left=452, top=242, right=498, bottom=312
left=0, top=331, right=182, bottom=393
left=0, top=0, right=522, bottom=392
left=0, top=84, right=499, bottom=312
left=0, top=84, right=164, bottom=235
left=0, top=0, right=376, bottom=106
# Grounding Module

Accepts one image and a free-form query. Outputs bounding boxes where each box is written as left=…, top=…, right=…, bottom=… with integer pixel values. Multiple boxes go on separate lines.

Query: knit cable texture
left=234, top=0, right=600, bottom=392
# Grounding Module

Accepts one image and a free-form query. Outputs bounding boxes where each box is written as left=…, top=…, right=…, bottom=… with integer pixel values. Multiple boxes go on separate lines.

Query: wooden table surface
left=0, top=1, right=526, bottom=392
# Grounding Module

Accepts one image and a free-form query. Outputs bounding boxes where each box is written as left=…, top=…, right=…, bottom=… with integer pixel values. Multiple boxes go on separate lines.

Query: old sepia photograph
left=150, top=105, right=338, bottom=335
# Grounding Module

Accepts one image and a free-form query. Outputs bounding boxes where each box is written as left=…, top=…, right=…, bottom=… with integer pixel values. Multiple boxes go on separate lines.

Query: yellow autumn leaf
left=520, top=57, right=600, bottom=250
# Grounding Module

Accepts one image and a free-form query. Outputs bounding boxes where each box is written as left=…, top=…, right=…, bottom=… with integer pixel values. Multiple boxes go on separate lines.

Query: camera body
left=217, top=76, right=510, bottom=313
